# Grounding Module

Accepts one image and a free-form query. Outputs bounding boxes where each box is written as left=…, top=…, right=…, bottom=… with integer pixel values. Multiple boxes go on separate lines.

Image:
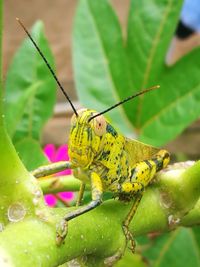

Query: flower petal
left=55, top=145, right=69, bottom=161
left=55, top=145, right=71, bottom=175
left=43, top=144, right=56, bottom=162
left=44, top=194, right=57, bottom=207
left=58, top=192, right=74, bottom=201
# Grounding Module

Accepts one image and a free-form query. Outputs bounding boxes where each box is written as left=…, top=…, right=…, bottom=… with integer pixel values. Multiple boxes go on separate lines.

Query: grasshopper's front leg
left=56, top=172, right=103, bottom=245
left=31, top=161, right=74, bottom=178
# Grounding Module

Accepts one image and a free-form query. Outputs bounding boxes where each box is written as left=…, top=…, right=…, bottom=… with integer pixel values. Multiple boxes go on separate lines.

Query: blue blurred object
left=181, top=0, right=200, bottom=32
left=166, top=0, right=200, bottom=65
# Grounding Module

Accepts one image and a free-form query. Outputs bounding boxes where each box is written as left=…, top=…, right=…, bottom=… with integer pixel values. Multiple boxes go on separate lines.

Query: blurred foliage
left=4, top=21, right=56, bottom=170
left=139, top=227, right=200, bottom=267
left=73, top=0, right=200, bottom=147
left=113, top=227, right=200, bottom=266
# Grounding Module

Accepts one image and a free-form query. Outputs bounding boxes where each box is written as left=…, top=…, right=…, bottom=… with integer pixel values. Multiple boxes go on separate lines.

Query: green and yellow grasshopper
left=17, top=19, right=170, bottom=250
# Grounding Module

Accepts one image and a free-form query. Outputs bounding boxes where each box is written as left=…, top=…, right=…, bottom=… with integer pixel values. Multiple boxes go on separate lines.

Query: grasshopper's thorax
left=68, top=108, right=108, bottom=169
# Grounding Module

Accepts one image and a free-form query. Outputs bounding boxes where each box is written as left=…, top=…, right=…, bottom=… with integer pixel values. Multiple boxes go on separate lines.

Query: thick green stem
left=39, top=175, right=90, bottom=194
left=0, top=161, right=200, bottom=267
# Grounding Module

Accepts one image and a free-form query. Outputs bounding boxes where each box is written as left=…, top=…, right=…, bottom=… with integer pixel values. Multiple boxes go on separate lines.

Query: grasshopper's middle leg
left=31, top=161, right=74, bottom=178
left=76, top=182, right=86, bottom=207
left=119, top=150, right=170, bottom=252
left=56, top=172, right=103, bottom=245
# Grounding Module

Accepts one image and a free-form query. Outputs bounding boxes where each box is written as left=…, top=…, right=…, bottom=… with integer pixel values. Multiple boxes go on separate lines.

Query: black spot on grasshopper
left=130, top=168, right=136, bottom=181
left=116, top=169, right=121, bottom=176
left=144, top=160, right=153, bottom=170
left=98, top=150, right=111, bottom=161
left=102, top=150, right=110, bottom=159
left=86, top=127, right=92, bottom=141
left=106, top=124, right=118, bottom=137
left=70, top=125, right=76, bottom=133
left=163, top=151, right=170, bottom=159
left=153, top=158, right=163, bottom=171
left=119, top=175, right=126, bottom=183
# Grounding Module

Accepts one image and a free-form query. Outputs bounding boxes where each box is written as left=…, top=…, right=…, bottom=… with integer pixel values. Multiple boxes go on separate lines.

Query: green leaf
left=73, top=0, right=134, bottom=135
left=142, top=228, right=200, bottom=267
left=126, top=0, right=200, bottom=146
left=15, top=138, right=48, bottom=170
left=115, top=250, right=147, bottom=267
left=0, top=0, right=2, bottom=123
left=73, top=0, right=200, bottom=146
left=4, top=21, right=56, bottom=168
left=126, top=0, right=183, bottom=124
left=139, top=49, right=200, bottom=145
left=5, top=21, right=56, bottom=140
left=192, top=226, right=200, bottom=252
left=0, top=5, right=44, bottom=219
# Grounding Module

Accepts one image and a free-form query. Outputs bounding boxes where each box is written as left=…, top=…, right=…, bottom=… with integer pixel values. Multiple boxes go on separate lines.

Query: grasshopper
left=17, top=19, right=170, bottom=250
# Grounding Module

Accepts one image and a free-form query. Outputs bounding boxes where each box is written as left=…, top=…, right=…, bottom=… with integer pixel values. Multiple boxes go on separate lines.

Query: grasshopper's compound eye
left=92, top=115, right=107, bottom=136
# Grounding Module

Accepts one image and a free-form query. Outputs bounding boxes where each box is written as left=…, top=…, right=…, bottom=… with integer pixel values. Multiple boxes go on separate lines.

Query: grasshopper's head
left=68, top=108, right=107, bottom=168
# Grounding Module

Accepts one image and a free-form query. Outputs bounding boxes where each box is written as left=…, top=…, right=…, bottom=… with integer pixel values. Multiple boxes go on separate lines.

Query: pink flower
left=43, top=144, right=74, bottom=207
left=44, top=194, right=57, bottom=207
left=44, top=144, right=71, bottom=176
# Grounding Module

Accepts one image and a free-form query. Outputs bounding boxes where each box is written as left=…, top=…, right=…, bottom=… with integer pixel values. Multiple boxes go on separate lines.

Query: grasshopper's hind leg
left=31, top=161, right=74, bottom=178
left=119, top=150, right=170, bottom=252
left=122, top=193, right=143, bottom=252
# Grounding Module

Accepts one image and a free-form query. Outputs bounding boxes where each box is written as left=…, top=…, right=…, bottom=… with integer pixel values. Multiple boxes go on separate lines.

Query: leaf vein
left=137, top=0, right=174, bottom=126
left=141, top=82, right=200, bottom=131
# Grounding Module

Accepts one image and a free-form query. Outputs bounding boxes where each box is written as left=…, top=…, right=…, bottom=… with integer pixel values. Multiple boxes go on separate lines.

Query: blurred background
left=3, top=0, right=200, bottom=158
left=3, top=0, right=133, bottom=146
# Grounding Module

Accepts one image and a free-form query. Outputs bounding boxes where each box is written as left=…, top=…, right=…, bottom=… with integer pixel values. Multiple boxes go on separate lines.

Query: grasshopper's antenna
left=88, top=85, right=160, bottom=122
left=16, top=18, right=78, bottom=117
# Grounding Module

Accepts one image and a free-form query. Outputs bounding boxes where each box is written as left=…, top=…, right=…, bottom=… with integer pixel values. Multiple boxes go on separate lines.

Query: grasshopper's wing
left=124, top=137, right=160, bottom=166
